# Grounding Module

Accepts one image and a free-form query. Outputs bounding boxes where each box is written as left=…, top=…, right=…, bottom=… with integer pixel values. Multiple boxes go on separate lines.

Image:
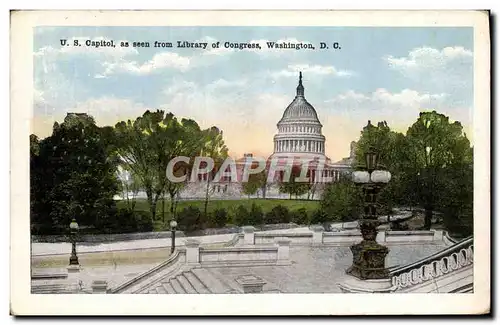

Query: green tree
left=279, top=165, right=312, bottom=199
left=355, top=120, right=419, bottom=214
left=114, top=110, right=204, bottom=221
left=354, top=112, right=473, bottom=231
left=163, top=119, right=205, bottom=220
left=202, top=127, right=229, bottom=218
left=440, top=164, right=473, bottom=236
left=30, top=114, right=119, bottom=234
left=117, top=166, right=142, bottom=212
left=320, top=175, right=363, bottom=222
left=242, top=170, right=267, bottom=198
left=405, top=111, right=473, bottom=229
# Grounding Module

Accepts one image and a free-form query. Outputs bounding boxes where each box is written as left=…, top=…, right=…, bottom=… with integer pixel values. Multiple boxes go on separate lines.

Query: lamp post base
left=69, top=255, right=79, bottom=266
left=347, top=240, right=389, bottom=280
left=338, top=274, right=396, bottom=293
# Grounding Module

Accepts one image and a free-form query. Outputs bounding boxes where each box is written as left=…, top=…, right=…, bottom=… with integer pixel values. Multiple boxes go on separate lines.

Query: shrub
left=177, top=206, right=204, bottom=232
left=98, top=208, right=135, bottom=234
left=212, top=208, right=228, bottom=228
left=233, top=205, right=250, bottom=226
left=134, top=211, right=154, bottom=232
left=319, top=181, right=363, bottom=222
left=248, top=203, right=264, bottom=225
left=291, top=208, right=309, bottom=225
left=310, top=209, right=328, bottom=225
left=96, top=208, right=154, bottom=234
left=264, top=205, right=290, bottom=224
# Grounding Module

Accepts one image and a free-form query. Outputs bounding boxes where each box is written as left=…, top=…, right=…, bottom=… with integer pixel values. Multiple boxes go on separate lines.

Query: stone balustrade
left=391, top=239, right=473, bottom=291
left=199, top=246, right=279, bottom=266
left=254, top=233, right=312, bottom=245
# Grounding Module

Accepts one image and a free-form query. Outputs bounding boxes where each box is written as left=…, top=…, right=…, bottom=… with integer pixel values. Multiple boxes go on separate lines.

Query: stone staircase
left=31, top=280, right=80, bottom=294
left=145, top=268, right=251, bottom=294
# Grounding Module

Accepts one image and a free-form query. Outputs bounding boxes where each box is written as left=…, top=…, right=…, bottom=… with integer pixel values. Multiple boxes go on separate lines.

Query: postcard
left=10, top=10, right=490, bottom=315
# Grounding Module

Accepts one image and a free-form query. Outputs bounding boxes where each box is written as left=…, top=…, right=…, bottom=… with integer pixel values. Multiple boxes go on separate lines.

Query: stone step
left=191, top=268, right=228, bottom=294
left=162, top=282, right=176, bottom=294
left=177, top=274, right=197, bottom=294
left=184, top=271, right=210, bottom=294
left=32, top=284, right=70, bottom=294
left=155, top=285, right=166, bottom=294
left=206, top=269, right=242, bottom=294
left=170, top=278, right=185, bottom=293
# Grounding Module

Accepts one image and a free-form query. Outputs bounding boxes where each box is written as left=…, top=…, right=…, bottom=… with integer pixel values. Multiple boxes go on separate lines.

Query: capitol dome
left=279, top=76, right=321, bottom=124
left=272, top=72, right=326, bottom=159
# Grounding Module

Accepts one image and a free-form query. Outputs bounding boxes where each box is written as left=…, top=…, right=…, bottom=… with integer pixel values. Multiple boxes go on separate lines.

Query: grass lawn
left=117, top=198, right=320, bottom=230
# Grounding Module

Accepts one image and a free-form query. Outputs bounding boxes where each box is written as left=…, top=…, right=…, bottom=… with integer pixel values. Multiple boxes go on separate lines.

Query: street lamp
left=347, top=148, right=391, bottom=280
left=170, top=219, right=178, bottom=254
left=69, top=218, right=79, bottom=266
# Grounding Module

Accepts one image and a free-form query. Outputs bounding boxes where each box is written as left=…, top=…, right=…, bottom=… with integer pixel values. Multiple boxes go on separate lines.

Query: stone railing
left=322, top=230, right=362, bottom=244
left=443, top=231, right=459, bottom=246
left=31, top=230, right=186, bottom=244
left=239, top=226, right=446, bottom=247
left=223, top=233, right=244, bottom=247
left=110, top=248, right=186, bottom=294
left=197, top=237, right=292, bottom=267
left=254, top=233, right=313, bottom=245
left=390, top=236, right=473, bottom=291
left=384, top=230, right=442, bottom=244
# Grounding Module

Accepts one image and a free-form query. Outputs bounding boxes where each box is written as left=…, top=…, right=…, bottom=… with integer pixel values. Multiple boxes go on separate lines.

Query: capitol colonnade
left=274, top=139, right=325, bottom=153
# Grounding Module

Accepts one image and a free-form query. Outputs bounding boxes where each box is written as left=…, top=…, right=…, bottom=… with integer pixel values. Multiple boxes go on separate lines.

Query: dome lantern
left=296, top=71, right=304, bottom=97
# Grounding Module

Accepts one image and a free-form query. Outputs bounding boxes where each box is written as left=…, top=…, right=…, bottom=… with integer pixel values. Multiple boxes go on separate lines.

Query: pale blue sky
left=34, top=26, right=473, bottom=160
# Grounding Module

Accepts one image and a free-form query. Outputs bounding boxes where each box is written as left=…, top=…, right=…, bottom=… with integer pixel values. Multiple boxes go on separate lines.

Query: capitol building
left=271, top=72, right=327, bottom=160
left=267, top=72, right=355, bottom=186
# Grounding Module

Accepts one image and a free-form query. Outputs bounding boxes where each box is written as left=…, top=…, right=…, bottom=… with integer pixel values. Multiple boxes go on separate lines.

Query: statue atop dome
left=296, top=71, right=304, bottom=97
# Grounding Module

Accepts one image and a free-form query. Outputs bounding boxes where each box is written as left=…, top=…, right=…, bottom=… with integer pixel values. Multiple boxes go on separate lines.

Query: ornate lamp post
left=170, top=219, right=178, bottom=254
left=347, top=147, right=391, bottom=279
left=69, top=218, right=79, bottom=266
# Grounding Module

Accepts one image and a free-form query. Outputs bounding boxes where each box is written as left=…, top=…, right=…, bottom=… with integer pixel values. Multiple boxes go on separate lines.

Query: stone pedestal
left=347, top=240, right=389, bottom=279
left=311, top=225, right=324, bottom=246
left=91, top=280, right=108, bottom=294
left=241, top=226, right=255, bottom=245
left=236, top=275, right=266, bottom=293
left=185, top=239, right=200, bottom=266
left=338, top=274, right=396, bottom=293
left=66, top=264, right=81, bottom=291
left=433, top=229, right=444, bottom=242
left=276, top=237, right=291, bottom=265
left=376, top=230, right=387, bottom=243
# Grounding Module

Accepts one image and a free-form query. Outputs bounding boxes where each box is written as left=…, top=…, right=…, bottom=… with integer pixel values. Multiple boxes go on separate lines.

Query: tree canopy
left=31, top=114, right=119, bottom=234
left=350, top=111, right=473, bottom=234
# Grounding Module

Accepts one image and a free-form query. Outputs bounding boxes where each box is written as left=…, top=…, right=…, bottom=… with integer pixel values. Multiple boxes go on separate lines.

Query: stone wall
left=31, top=230, right=186, bottom=244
